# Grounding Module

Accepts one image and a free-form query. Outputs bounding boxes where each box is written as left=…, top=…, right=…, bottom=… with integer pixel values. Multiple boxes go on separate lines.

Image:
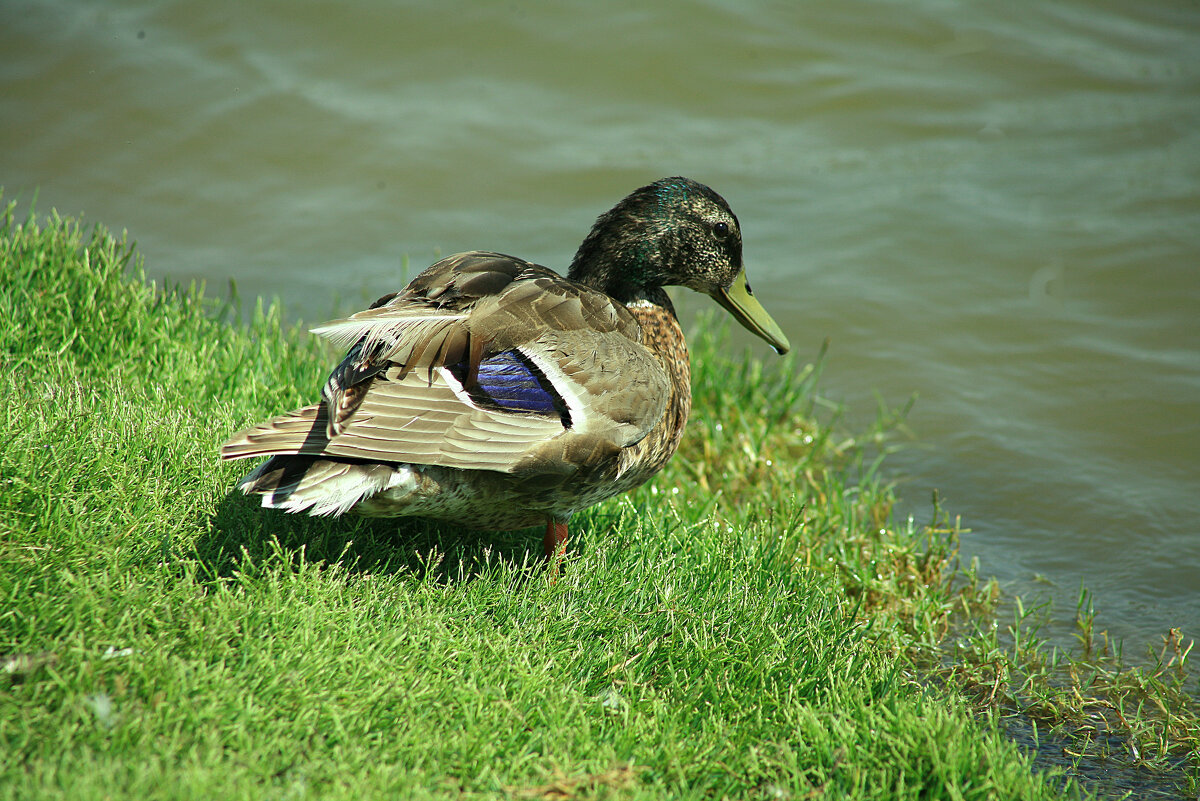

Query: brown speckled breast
left=613, top=292, right=691, bottom=488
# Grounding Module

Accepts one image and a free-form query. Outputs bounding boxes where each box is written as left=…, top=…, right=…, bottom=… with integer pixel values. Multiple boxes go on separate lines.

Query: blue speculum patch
left=462, top=350, right=566, bottom=419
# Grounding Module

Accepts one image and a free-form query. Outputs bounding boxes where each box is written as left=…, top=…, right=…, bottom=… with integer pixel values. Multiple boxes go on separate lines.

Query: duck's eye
left=712, top=221, right=730, bottom=239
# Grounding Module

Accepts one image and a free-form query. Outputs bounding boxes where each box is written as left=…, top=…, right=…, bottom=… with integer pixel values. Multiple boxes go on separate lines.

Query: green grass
left=0, top=201, right=1139, bottom=799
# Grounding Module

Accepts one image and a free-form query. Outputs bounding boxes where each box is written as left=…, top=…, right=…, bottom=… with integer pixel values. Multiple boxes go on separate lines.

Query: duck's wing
left=220, top=252, right=670, bottom=476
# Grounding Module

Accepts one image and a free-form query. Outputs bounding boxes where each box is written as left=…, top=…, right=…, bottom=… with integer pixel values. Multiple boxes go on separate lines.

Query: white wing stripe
left=518, top=348, right=592, bottom=433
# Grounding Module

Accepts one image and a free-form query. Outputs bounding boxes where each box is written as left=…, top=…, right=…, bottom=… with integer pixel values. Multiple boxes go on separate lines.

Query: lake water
left=3, top=0, right=1197, bottom=654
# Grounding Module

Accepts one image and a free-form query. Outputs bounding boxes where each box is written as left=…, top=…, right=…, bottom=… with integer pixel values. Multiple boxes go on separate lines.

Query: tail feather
left=220, top=404, right=329, bottom=460
left=237, top=454, right=412, bottom=516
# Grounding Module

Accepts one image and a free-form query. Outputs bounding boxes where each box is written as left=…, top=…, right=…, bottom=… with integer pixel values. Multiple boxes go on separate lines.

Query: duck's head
left=568, top=177, right=790, bottom=355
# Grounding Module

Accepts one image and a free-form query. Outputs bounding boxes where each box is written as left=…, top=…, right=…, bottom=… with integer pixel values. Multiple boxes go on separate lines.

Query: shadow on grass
left=193, top=490, right=559, bottom=584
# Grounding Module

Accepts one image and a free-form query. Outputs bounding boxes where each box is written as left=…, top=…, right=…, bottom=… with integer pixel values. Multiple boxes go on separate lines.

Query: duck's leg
left=543, top=517, right=569, bottom=566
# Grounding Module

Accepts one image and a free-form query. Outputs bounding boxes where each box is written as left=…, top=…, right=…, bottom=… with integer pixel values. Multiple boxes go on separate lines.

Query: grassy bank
left=0, top=203, right=1158, bottom=799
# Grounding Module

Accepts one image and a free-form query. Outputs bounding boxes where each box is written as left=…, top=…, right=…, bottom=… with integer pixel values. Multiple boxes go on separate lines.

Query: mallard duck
left=220, top=177, right=789, bottom=561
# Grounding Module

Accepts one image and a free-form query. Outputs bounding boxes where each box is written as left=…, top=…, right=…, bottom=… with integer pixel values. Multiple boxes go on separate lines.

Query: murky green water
left=4, top=0, right=1198, bottom=659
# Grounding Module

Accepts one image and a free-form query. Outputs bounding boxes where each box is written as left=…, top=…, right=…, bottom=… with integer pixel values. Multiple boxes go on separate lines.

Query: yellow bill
left=710, top=270, right=790, bottom=355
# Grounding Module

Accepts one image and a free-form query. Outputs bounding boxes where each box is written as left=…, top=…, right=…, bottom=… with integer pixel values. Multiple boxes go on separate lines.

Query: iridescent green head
left=569, top=177, right=790, bottom=354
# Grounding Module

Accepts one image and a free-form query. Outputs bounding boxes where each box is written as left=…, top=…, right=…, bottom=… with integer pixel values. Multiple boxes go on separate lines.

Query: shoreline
left=2, top=204, right=1194, bottom=799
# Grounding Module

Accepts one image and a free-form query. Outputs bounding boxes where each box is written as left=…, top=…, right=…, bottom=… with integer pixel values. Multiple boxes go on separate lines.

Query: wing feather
left=221, top=251, right=669, bottom=476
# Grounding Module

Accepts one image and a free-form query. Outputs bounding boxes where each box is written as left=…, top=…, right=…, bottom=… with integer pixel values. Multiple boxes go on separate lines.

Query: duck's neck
left=625, top=285, right=676, bottom=317
left=567, top=229, right=666, bottom=304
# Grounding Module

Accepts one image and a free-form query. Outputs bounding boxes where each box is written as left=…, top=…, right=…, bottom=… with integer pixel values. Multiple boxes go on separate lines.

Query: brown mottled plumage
left=220, top=177, right=789, bottom=561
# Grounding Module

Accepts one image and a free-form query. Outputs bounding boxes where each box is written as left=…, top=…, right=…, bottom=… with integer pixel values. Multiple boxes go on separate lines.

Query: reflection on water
left=3, top=0, right=1198, bottom=651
